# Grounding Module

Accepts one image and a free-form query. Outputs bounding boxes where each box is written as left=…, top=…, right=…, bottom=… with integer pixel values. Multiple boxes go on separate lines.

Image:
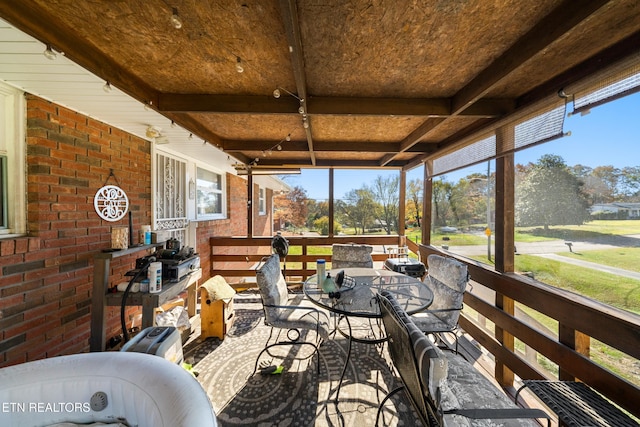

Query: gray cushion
left=256, top=254, right=330, bottom=339
left=412, top=254, right=468, bottom=332
left=332, top=243, right=374, bottom=268
left=439, top=353, right=538, bottom=426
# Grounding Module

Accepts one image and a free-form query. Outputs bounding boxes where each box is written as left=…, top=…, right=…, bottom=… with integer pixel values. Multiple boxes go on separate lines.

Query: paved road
left=440, top=234, right=640, bottom=279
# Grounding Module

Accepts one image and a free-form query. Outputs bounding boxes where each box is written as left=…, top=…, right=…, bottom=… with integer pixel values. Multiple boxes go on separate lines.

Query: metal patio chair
left=253, top=254, right=330, bottom=374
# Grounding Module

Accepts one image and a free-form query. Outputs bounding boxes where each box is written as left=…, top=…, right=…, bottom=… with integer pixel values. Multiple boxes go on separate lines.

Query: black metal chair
left=377, top=290, right=550, bottom=427
left=253, top=254, right=330, bottom=374
left=411, top=254, right=468, bottom=352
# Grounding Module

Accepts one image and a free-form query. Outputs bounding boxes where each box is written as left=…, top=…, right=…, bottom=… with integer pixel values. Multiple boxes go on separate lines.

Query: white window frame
left=195, top=165, right=226, bottom=220
left=0, top=82, right=26, bottom=237
left=258, top=186, right=266, bottom=215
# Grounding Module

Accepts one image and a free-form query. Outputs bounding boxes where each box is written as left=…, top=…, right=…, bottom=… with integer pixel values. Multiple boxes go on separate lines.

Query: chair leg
left=375, top=385, right=405, bottom=427
left=251, top=327, right=323, bottom=375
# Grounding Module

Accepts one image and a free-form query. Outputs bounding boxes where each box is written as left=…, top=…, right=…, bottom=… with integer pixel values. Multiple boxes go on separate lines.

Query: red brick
left=0, top=240, right=16, bottom=256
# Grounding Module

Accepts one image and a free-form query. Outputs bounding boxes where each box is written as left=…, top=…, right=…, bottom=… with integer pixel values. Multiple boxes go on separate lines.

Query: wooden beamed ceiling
left=0, top=0, right=638, bottom=172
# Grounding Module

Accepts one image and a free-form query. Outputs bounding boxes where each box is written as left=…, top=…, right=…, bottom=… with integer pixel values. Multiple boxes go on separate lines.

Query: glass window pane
left=429, top=161, right=495, bottom=265
left=334, top=169, right=400, bottom=236
left=196, top=167, right=223, bottom=218
left=513, top=93, right=640, bottom=387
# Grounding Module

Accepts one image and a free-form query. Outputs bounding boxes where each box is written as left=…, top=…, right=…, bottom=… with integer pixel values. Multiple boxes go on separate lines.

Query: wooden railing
left=209, top=235, right=639, bottom=418
left=419, top=244, right=640, bottom=419
left=210, top=235, right=410, bottom=282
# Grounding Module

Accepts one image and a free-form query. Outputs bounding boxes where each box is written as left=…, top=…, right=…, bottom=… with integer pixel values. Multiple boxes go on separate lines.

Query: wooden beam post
left=329, top=168, right=334, bottom=237
left=421, top=161, right=432, bottom=246
left=247, top=174, right=253, bottom=237
left=494, top=125, right=516, bottom=387
left=399, top=169, right=406, bottom=240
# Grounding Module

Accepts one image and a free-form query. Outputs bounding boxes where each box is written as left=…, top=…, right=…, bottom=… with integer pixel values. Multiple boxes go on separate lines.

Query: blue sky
left=284, top=92, right=640, bottom=201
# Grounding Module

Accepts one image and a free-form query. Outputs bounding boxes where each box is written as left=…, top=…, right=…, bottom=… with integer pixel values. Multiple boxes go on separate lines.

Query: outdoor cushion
left=412, top=254, right=468, bottom=332
left=380, top=290, right=543, bottom=427
left=256, top=254, right=330, bottom=339
left=332, top=243, right=374, bottom=268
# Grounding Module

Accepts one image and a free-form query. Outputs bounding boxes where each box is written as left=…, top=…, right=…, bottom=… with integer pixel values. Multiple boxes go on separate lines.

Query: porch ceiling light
left=170, top=7, right=183, bottom=29
left=43, top=45, right=57, bottom=60
left=145, top=125, right=162, bottom=139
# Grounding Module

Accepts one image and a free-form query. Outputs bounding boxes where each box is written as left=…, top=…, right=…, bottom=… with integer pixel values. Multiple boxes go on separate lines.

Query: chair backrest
left=256, top=254, right=288, bottom=324
left=424, top=254, right=468, bottom=328
left=332, top=243, right=374, bottom=268
left=379, top=290, right=447, bottom=426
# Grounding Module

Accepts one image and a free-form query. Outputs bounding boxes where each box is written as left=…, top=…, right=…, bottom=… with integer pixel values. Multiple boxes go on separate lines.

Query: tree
left=313, top=216, right=341, bottom=235
left=370, top=175, right=399, bottom=234
left=620, top=166, right=640, bottom=200
left=305, top=199, right=328, bottom=228
left=587, top=165, right=621, bottom=203
left=339, top=188, right=376, bottom=234
left=407, top=178, right=423, bottom=226
left=432, top=177, right=453, bottom=227
left=273, top=186, right=308, bottom=229
left=515, top=154, right=590, bottom=230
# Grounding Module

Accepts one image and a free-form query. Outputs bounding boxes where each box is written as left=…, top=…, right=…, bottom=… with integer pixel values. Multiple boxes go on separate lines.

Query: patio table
left=303, top=268, right=433, bottom=403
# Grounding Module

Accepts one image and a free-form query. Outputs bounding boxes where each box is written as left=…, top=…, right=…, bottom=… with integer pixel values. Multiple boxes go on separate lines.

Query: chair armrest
left=424, top=306, right=462, bottom=314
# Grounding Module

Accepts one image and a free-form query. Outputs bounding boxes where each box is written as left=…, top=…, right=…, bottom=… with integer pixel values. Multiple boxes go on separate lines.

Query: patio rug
left=184, top=292, right=420, bottom=427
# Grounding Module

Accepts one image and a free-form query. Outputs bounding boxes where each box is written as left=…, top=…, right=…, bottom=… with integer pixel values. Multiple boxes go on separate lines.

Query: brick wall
left=252, top=183, right=273, bottom=237
left=0, top=94, right=260, bottom=367
left=0, top=95, right=152, bottom=367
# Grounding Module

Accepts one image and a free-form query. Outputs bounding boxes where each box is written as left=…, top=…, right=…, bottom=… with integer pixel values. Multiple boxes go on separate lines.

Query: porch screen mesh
left=431, top=99, right=566, bottom=177
left=571, top=53, right=640, bottom=115
left=512, top=102, right=566, bottom=150
left=432, top=134, right=495, bottom=177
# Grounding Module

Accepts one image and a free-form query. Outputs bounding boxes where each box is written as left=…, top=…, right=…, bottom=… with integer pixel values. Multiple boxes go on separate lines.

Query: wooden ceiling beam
left=382, top=0, right=610, bottom=167
left=224, top=140, right=438, bottom=153
left=247, top=158, right=403, bottom=169
left=158, top=94, right=299, bottom=114
left=451, top=0, right=611, bottom=115
left=279, top=0, right=316, bottom=165
left=159, top=94, right=514, bottom=117
left=379, top=117, right=446, bottom=166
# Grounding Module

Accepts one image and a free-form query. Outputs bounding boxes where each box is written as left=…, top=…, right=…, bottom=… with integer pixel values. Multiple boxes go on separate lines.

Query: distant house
left=590, top=203, right=640, bottom=219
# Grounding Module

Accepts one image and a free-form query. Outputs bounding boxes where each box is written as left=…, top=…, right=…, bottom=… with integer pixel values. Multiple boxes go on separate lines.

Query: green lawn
left=469, top=254, right=640, bottom=313
left=407, top=220, right=640, bottom=246
left=558, top=247, right=640, bottom=273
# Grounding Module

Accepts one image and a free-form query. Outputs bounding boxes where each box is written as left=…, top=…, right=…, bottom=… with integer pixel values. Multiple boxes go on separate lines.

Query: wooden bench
left=516, top=380, right=639, bottom=427
left=377, top=290, right=550, bottom=426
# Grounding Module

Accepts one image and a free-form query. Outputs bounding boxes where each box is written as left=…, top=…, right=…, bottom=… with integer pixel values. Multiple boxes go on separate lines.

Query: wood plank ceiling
left=0, top=0, right=638, bottom=173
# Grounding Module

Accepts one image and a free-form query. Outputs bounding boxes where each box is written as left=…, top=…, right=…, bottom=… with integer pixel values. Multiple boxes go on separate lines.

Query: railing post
left=302, top=241, right=308, bottom=281
left=495, top=293, right=515, bottom=387
left=559, top=324, right=591, bottom=381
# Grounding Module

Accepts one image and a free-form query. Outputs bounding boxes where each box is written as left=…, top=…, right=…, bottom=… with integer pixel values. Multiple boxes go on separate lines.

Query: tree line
left=273, top=154, right=640, bottom=234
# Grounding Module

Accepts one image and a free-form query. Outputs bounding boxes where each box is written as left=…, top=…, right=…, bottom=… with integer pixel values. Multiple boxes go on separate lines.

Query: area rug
left=184, top=293, right=419, bottom=426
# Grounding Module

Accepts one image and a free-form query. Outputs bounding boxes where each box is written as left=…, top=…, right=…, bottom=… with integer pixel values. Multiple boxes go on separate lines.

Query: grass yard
left=406, top=220, right=640, bottom=246
left=558, top=247, right=640, bottom=273
left=469, top=254, right=640, bottom=313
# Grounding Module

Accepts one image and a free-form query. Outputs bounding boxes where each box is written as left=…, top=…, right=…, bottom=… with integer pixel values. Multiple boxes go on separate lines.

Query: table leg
left=334, top=315, right=352, bottom=403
